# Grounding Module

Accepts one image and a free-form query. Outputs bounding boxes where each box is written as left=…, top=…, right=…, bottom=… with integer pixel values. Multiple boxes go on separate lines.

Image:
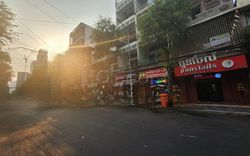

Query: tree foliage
left=91, top=16, right=118, bottom=55
left=138, top=0, right=191, bottom=52
left=137, top=0, right=192, bottom=102
left=0, top=0, right=15, bottom=46
left=15, top=61, right=51, bottom=99
left=0, top=51, right=12, bottom=95
left=0, top=1, right=15, bottom=98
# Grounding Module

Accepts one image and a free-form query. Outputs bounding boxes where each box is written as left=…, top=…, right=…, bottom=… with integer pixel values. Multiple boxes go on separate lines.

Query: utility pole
left=24, top=55, right=28, bottom=80
left=10, top=47, right=38, bottom=80
left=127, top=31, right=134, bottom=106
left=117, top=19, right=134, bottom=106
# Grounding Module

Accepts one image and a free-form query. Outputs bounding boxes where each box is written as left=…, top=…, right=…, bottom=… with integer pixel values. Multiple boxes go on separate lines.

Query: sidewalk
left=174, top=103, right=250, bottom=116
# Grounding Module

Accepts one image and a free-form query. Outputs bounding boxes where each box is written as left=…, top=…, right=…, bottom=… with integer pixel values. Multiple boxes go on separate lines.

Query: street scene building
left=115, top=0, right=156, bottom=103
left=2, top=1, right=250, bottom=155
left=172, top=0, right=250, bottom=104
left=114, top=0, right=250, bottom=105
left=68, top=22, right=93, bottom=88
left=16, top=72, right=29, bottom=88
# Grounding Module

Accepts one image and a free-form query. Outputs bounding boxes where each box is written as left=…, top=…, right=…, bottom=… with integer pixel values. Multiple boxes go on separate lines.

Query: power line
left=13, top=2, right=97, bottom=69
left=15, top=26, right=61, bottom=57
left=40, top=0, right=77, bottom=23
left=19, top=22, right=48, bottom=46
left=16, top=18, right=76, bottom=25
left=8, top=56, right=24, bottom=65
left=14, top=22, right=42, bottom=46
left=24, top=0, right=71, bottom=31
left=16, top=42, right=34, bottom=48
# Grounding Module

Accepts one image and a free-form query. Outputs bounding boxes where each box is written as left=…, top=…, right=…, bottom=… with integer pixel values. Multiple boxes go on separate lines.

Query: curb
left=174, top=108, right=250, bottom=117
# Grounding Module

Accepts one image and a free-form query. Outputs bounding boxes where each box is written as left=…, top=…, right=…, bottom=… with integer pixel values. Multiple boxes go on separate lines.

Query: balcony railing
left=119, top=41, right=138, bottom=54
left=92, top=53, right=117, bottom=64
left=136, top=3, right=149, bottom=13
left=190, top=1, right=235, bottom=26
left=92, top=55, right=108, bottom=64
left=117, top=15, right=136, bottom=30
left=116, top=0, right=133, bottom=12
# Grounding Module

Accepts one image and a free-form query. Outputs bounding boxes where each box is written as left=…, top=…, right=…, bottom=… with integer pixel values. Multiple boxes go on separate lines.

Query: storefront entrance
left=196, top=80, right=224, bottom=102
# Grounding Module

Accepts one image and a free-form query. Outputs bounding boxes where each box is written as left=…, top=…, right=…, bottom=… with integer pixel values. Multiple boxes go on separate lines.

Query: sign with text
left=175, top=55, right=248, bottom=77
left=139, top=68, right=167, bottom=80
left=209, top=33, right=231, bottom=47
left=116, top=73, right=137, bottom=81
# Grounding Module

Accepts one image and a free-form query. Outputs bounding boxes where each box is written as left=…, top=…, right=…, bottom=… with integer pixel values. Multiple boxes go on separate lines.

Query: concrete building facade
left=16, top=72, right=29, bottom=88
left=115, top=0, right=250, bottom=105
left=68, top=22, right=94, bottom=88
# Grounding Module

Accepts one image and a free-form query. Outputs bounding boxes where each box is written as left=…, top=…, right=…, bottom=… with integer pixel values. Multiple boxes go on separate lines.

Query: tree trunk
left=159, top=38, right=174, bottom=107
left=165, top=49, right=174, bottom=107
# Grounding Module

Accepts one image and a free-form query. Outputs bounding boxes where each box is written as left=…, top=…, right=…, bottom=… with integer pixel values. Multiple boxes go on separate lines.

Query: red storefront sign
left=116, top=73, right=127, bottom=81
left=175, top=55, right=248, bottom=77
left=139, top=68, right=167, bottom=80
left=116, top=73, right=137, bottom=81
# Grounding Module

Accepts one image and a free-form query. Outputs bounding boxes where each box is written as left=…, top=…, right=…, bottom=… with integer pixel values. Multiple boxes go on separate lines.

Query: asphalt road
left=0, top=100, right=250, bottom=156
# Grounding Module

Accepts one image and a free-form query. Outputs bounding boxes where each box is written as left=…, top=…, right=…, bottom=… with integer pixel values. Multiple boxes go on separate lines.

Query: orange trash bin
left=160, top=93, right=168, bottom=108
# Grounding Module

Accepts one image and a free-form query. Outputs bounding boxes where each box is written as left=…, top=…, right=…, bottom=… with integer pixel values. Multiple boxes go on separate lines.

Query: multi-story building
left=36, top=49, right=48, bottom=73
left=68, top=22, right=93, bottom=89
left=37, top=49, right=48, bottom=63
left=116, top=0, right=154, bottom=71
left=30, top=49, right=48, bottom=75
left=115, top=0, right=250, bottom=104
left=91, top=45, right=118, bottom=88
left=172, top=0, right=250, bottom=104
left=16, top=72, right=29, bottom=88
left=30, top=60, right=36, bottom=74
left=115, top=0, right=155, bottom=100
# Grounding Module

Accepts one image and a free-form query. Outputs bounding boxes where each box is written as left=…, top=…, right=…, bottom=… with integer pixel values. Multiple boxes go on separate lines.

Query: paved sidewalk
left=174, top=104, right=250, bottom=116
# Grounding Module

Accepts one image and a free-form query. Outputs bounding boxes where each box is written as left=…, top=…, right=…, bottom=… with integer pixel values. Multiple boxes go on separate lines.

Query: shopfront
left=174, top=54, right=250, bottom=104
left=114, top=72, right=137, bottom=99
left=137, top=67, right=168, bottom=105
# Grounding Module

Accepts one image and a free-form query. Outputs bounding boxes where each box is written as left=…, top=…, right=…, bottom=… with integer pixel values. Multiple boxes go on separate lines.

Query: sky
left=4, top=0, right=116, bottom=74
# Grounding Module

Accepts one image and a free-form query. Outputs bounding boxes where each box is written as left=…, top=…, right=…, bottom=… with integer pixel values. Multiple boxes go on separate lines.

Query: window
left=246, top=12, right=250, bottom=26
left=148, top=54, right=156, bottom=63
left=203, top=0, right=221, bottom=10
left=130, top=60, right=138, bottom=68
left=191, top=4, right=201, bottom=19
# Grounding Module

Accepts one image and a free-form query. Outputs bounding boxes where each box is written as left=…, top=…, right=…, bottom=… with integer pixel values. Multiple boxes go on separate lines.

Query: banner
left=175, top=55, right=248, bottom=77
left=139, top=68, right=167, bottom=80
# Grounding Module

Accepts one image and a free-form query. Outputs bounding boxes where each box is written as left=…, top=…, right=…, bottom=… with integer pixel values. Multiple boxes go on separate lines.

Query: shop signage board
left=116, top=73, right=137, bottom=81
left=193, top=73, right=222, bottom=80
left=209, top=33, right=231, bottom=47
left=115, top=73, right=137, bottom=86
left=139, top=68, right=167, bottom=80
left=116, top=73, right=127, bottom=81
left=150, top=79, right=168, bottom=85
left=175, top=55, right=248, bottom=77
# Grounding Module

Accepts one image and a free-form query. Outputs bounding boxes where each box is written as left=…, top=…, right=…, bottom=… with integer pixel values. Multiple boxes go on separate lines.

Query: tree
left=0, top=51, right=12, bottom=98
left=0, top=0, right=15, bottom=46
left=0, top=1, right=15, bottom=99
left=91, top=16, right=118, bottom=57
left=91, top=16, right=119, bottom=84
left=138, top=0, right=192, bottom=106
left=47, top=54, right=67, bottom=102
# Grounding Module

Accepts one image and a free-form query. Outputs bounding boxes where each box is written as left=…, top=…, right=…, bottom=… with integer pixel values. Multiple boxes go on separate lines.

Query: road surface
left=0, top=100, right=249, bottom=156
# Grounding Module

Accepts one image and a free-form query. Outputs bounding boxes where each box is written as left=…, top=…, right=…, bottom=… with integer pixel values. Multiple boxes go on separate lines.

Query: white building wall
left=237, top=0, right=250, bottom=7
